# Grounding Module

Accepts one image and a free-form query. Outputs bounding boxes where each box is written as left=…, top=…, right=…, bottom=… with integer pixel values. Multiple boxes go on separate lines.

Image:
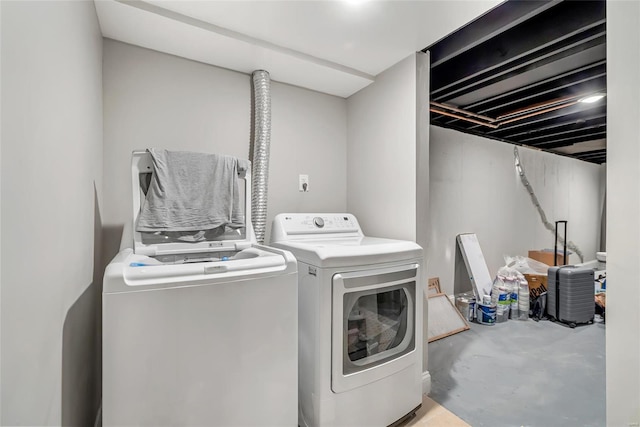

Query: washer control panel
left=271, top=213, right=362, bottom=239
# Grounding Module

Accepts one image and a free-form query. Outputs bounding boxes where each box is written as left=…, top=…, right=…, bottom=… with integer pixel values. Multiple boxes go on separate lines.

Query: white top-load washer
left=270, top=213, right=424, bottom=427
left=103, top=151, right=298, bottom=427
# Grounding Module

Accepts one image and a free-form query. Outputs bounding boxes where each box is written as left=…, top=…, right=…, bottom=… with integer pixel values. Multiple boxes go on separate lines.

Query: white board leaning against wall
left=456, top=233, right=493, bottom=299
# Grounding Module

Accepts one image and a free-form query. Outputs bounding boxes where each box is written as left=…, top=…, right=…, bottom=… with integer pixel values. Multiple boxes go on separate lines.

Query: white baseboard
left=422, top=370, right=431, bottom=395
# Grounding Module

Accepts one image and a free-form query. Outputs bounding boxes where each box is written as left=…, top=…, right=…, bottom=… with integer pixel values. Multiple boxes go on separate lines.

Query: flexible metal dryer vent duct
left=250, top=70, right=271, bottom=244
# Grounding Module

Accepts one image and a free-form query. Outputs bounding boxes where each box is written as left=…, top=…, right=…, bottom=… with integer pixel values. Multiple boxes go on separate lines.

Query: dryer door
left=331, top=263, right=418, bottom=393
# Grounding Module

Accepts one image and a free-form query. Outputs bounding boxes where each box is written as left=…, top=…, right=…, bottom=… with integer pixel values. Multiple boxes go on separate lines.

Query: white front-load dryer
left=102, top=151, right=298, bottom=426
left=270, top=213, right=424, bottom=427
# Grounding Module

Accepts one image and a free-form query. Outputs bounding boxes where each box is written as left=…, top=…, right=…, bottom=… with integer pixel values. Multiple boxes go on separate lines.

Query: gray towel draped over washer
left=136, top=148, right=248, bottom=233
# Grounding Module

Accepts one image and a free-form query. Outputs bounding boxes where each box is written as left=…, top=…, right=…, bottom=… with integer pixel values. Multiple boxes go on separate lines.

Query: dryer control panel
left=271, top=213, right=363, bottom=241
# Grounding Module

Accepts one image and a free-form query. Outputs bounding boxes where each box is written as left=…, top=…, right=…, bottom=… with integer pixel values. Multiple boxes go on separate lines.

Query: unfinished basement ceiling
left=425, top=0, right=606, bottom=164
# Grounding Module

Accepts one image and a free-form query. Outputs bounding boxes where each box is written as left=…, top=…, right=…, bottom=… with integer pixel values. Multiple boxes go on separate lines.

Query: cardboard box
left=528, top=250, right=569, bottom=266
left=524, top=273, right=548, bottom=300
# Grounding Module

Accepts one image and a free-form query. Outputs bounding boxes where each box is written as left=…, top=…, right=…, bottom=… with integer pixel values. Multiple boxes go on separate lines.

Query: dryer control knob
left=313, top=217, right=325, bottom=228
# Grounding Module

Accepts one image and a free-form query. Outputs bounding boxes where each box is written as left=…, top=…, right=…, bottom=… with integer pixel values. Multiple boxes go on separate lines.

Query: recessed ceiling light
left=579, top=94, right=606, bottom=103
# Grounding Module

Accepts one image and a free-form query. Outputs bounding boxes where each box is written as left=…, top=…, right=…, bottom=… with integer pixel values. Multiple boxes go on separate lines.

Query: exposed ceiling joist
left=429, top=0, right=561, bottom=67
left=426, top=0, right=607, bottom=164
left=431, top=1, right=605, bottom=94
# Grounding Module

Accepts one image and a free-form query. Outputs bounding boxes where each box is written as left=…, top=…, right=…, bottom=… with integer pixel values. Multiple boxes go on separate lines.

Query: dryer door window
left=346, top=288, right=409, bottom=363
left=331, top=264, right=419, bottom=394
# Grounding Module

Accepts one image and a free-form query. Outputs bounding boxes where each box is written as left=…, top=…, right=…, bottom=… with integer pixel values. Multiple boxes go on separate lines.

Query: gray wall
left=0, top=1, right=103, bottom=425
left=606, top=2, right=640, bottom=424
left=428, top=126, right=604, bottom=296
left=346, top=52, right=432, bottom=387
left=346, top=54, right=418, bottom=242
left=415, top=52, right=431, bottom=382
left=0, top=2, right=3, bottom=419
left=102, top=39, right=347, bottom=255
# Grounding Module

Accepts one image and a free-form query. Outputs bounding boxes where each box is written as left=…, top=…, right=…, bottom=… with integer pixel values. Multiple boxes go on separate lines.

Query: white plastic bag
left=504, top=255, right=549, bottom=275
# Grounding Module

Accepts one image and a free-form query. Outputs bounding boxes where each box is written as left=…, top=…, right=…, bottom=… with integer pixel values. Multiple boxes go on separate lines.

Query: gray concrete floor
left=428, top=318, right=606, bottom=427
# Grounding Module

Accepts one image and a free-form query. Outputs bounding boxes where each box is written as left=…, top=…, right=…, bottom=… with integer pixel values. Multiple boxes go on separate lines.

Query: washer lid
left=271, top=236, right=422, bottom=268
left=130, top=150, right=256, bottom=256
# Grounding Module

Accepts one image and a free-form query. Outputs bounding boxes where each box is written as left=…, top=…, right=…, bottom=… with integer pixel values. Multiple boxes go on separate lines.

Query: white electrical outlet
left=299, top=174, right=309, bottom=192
